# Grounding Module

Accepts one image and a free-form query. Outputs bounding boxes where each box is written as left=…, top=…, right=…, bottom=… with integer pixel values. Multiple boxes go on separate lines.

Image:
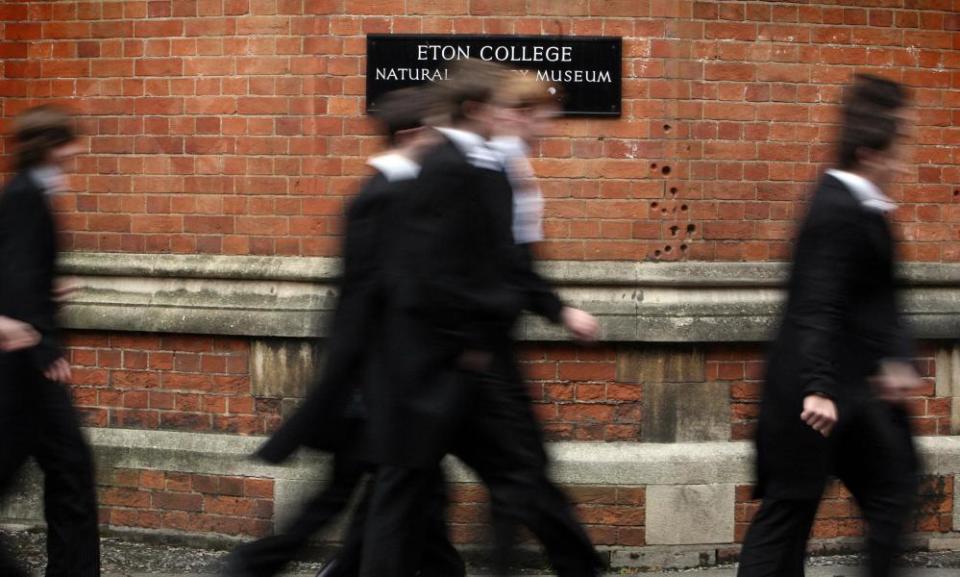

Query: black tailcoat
left=756, top=173, right=917, bottom=499
left=0, top=171, right=62, bottom=370
left=256, top=171, right=404, bottom=462
left=364, top=135, right=524, bottom=468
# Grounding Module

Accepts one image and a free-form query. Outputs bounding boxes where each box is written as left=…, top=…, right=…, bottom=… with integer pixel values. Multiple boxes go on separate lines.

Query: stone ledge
left=76, top=428, right=960, bottom=485
left=58, top=253, right=960, bottom=342
left=61, top=252, right=960, bottom=287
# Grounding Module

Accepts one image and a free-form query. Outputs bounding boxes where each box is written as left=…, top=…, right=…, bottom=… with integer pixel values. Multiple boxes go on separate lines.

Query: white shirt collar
left=435, top=126, right=485, bottom=154
left=489, top=135, right=529, bottom=157
left=366, top=152, right=420, bottom=182
left=825, top=169, right=896, bottom=213
left=436, top=126, right=503, bottom=170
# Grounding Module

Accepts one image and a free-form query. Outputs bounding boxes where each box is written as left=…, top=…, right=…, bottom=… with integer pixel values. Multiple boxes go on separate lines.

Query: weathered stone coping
left=58, top=252, right=960, bottom=342
left=59, top=252, right=960, bottom=287
left=83, top=428, right=960, bottom=485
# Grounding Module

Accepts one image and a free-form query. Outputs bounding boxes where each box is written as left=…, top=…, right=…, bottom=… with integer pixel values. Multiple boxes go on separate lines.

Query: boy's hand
left=561, top=307, right=599, bottom=343
left=801, top=394, right=837, bottom=437
left=872, top=360, right=921, bottom=407
left=44, top=357, right=72, bottom=383
left=52, top=277, right=81, bottom=302
left=0, top=316, right=40, bottom=352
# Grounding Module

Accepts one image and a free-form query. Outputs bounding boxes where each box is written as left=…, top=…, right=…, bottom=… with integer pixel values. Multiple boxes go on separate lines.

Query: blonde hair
left=437, top=59, right=511, bottom=122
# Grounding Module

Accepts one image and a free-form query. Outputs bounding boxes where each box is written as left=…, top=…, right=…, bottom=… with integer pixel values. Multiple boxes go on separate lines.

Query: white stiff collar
left=366, top=152, right=420, bottom=182
left=436, top=126, right=502, bottom=170
left=826, top=169, right=896, bottom=213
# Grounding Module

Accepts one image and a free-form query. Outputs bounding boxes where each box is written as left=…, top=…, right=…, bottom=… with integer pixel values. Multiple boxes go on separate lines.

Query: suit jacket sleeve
left=790, top=211, right=867, bottom=401
left=515, top=243, right=564, bottom=324
left=0, top=180, right=62, bottom=370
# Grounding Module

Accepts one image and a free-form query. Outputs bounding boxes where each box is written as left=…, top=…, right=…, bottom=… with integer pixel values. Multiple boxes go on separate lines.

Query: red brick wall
left=63, top=333, right=954, bottom=441
left=95, top=465, right=955, bottom=548
left=100, top=467, right=274, bottom=537
left=723, top=343, right=949, bottom=439
left=734, top=476, right=954, bottom=546
left=67, top=331, right=283, bottom=435
left=0, top=0, right=957, bottom=261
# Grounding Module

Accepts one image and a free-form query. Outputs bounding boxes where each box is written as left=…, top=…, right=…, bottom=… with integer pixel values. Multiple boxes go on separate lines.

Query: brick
left=153, top=492, right=203, bottom=512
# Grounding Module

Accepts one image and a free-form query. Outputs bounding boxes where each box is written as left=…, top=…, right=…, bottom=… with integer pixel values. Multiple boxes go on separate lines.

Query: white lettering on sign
left=476, top=44, right=572, bottom=63
left=536, top=69, right=612, bottom=83
left=416, top=44, right=471, bottom=61
left=375, top=67, right=449, bottom=81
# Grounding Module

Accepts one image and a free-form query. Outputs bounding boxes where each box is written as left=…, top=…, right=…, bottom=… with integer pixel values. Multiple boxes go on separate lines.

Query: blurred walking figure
left=359, top=61, right=601, bottom=577
left=0, top=106, right=100, bottom=576
left=222, top=86, right=463, bottom=577
left=737, top=75, right=920, bottom=577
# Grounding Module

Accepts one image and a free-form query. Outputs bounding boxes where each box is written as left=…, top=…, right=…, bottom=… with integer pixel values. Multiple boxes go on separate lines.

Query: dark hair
left=13, top=105, right=76, bottom=171
left=837, top=74, right=908, bottom=170
left=372, top=86, right=439, bottom=146
left=437, top=59, right=509, bottom=123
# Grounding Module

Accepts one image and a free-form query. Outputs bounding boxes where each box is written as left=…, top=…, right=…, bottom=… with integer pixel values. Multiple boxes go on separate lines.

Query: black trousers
left=359, top=362, right=599, bottom=577
left=327, top=469, right=465, bottom=577
left=0, top=352, right=100, bottom=577
left=738, top=402, right=917, bottom=577
left=226, top=455, right=462, bottom=577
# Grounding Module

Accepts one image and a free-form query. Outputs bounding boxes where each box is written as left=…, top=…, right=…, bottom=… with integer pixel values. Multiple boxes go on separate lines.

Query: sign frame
left=365, top=34, right=623, bottom=117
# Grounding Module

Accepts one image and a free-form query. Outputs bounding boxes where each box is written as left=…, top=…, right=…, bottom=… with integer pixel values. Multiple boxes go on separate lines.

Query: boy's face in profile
left=864, top=108, right=915, bottom=191
left=49, top=141, right=83, bottom=171
left=493, top=101, right=560, bottom=144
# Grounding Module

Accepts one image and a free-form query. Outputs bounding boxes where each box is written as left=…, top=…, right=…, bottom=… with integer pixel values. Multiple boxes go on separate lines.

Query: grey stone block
left=955, top=474, right=960, bottom=533
left=0, top=463, right=43, bottom=524
left=645, top=484, right=735, bottom=545
left=610, top=546, right=716, bottom=571
left=927, top=535, right=960, bottom=551
left=643, top=381, right=730, bottom=442
left=617, top=346, right=705, bottom=384
left=274, top=478, right=367, bottom=539
left=251, top=338, right=324, bottom=399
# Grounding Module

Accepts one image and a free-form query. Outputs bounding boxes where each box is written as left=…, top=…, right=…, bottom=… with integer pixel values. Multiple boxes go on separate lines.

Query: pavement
left=4, top=529, right=960, bottom=576
left=98, top=572, right=960, bottom=577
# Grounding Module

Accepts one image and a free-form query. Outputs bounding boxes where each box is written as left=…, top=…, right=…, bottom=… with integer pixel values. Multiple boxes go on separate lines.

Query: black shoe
left=315, top=558, right=341, bottom=577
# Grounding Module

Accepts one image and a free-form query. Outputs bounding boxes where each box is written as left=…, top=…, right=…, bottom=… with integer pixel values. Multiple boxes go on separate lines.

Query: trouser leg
left=736, top=497, right=820, bottom=577
left=357, top=465, right=435, bottom=577
left=229, top=456, right=367, bottom=577
left=837, top=402, right=918, bottom=577
left=0, top=355, right=36, bottom=577
left=455, top=361, right=599, bottom=577
left=33, top=377, right=100, bottom=577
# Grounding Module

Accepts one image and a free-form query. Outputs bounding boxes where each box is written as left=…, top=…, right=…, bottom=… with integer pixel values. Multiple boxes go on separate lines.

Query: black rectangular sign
left=366, top=34, right=622, bottom=117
